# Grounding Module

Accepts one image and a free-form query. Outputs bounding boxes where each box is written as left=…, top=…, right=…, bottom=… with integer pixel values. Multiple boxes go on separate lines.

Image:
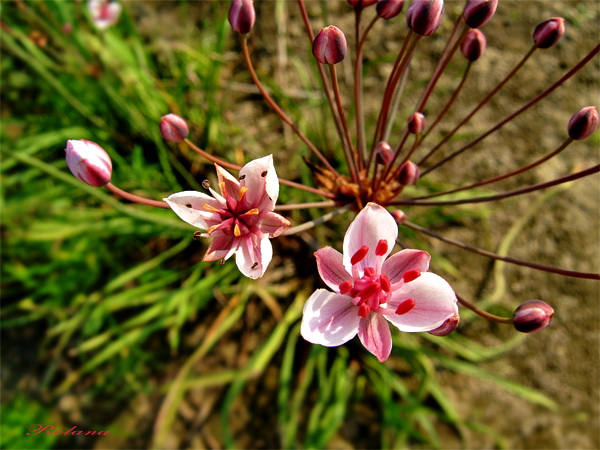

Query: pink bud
left=391, top=209, right=407, bottom=224
left=406, top=0, right=444, bottom=36
left=407, top=112, right=426, bottom=134
left=65, top=140, right=112, bottom=187
left=513, top=300, right=554, bottom=333
left=375, top=141, right=394, bottom=165
left=347, top=0, right=378, bottom=7
left=228, top=0, right=256, bottom=34
left=313, top=26, right=347, bottom=65
left=398, top=161, right=420, bottom=185
left=88, top=0, right=121, bottom=30
left=567, top=106, right=599, bottom=140
left=533, top=17, right=565, bottom=49
left=160, top=114, right=189, bottom=142
left=376, top=0, right=405, bottom=20
left=428, top=313, right=459, bottom=336
left=463, top=0, right=497, bottom=29
left=461, top=29, right=487, bottom=61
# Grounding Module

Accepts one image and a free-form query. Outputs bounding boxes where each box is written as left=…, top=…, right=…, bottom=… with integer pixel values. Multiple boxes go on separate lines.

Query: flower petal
left=235, top=232, right=272, bottom=279
left=215, top=164, right=241, bottom=198
left=301, top=290, right=360, bottom=346
left=239, top=155, right=279, bottom=209
left=385, top=272, right=458, bottom=332
left=343, top=203, right=398, bottom=275
left=164, top=191, right=219, bottom=229
left=203, top=235, right=238, bottom=262
left=357, top=313, right=392, bottom=362
left=259, top=211, right=291, bottom=238
left=315, top=246, right=352, bottom=293
left=382, top=249, right=431, bottom=284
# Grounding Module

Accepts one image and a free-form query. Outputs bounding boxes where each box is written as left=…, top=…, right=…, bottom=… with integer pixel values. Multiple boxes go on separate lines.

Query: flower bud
left=347, top=0, right=378, bottom=7
left=65, top=140, right=112, bottom=187
left=463, top=0, right=497, bottom=29
left=513, top=300, right=554, bottom=333
left=160, top=114, right=189, bottom=142
left=398, top=161, right=420, bottom=185
left=376, top=0, right=405, bottom=20
left=88, top=0, right=122, bottom=30
left=406, top=0, right=444, bottom=36
left=375, top=141, right=394, bottom=165
left=428, top=313, right=459, bottom=336
left=461, top=29, right=487, bottom=61
left=313, top=26, right=347, bottom=65
left=391, top=209, right=407, bottom=224
left=407, top=112, right=426, bottom=134
left=533, top=17, right=565, bottom=49
left=567, top=106, right=599, bottom=140
left=228, top=0, right=256, bottom=34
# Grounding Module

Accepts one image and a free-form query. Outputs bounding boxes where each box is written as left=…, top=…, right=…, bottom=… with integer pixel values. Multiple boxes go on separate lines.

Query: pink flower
left=301, top=203, right=458, bottom=362
left=164, top=155, right=290, bottom=279
left=88, top=0, right=122, bottom=30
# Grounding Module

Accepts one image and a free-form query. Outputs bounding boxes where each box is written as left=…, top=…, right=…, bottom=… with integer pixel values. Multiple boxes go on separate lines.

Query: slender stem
left=240, top=36, right=340, bottom=177
left=275, top=200, right=336, bottom=211
left=382, top=66, right=410, bottom=144
left=105, top=183, right=170, bottom=209
left=403, top=220, right=600, bottom=280
left=413, top=138, right=573, bottom=200
left=420, top=44, right=600, bottom=176
left=283, top=203, right=353, bottom=235
left=456, top=295, right=512, bottom=324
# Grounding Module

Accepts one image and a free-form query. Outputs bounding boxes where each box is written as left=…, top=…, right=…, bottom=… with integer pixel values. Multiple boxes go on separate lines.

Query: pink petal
left=385, top=272, right=458, bottom=332
left=239, top=155, right=279, bottom=210
left=343, top=203, right=398, bottom=275
left=357, top=313, right=392, bottom=362
left=315, top=246, right=352, bottom=293
left=203, top=235, right=238, bottom=262
left=381, top=249, right=431, bottom=284
left=164, top=191, right=220, bottom=229
left=259, top=211, right=291, bottom=238
left=301, top=290, right=360, bottom=346
left=215, top=164, right=241, bottom=198
left=235, top=232, right=272, bottom=279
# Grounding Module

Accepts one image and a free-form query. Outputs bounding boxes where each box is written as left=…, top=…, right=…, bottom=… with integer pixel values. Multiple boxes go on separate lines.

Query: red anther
left=364, top=267, right=376, bottom=277
left=402, top=269, right=421, bottom=283
left=358, top=303, right=370, bottom=318
left=395, top=298, right=416, bottom=315
left=380, top=274, right=391, bottom=292
left=375, top=239, right=389, bottom=256
left=339, top=281, right=353, bottom=294
left=351, top=245, right=370, bottom=265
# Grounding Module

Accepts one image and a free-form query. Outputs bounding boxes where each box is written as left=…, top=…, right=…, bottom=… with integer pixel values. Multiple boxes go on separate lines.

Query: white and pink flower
left=164, top=155, right=290, bottom=279
left=301, top=203, right=458, bottom=362
left=88, top=0, right=122, bottom=30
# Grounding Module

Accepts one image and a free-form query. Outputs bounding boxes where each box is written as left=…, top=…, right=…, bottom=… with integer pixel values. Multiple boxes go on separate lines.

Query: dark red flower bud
left=406, top=0, right=444, bottom=36
left=407, top=112, right=426, bottom=134
left=313, top=26, right=347, bottom=65
left=376, top=0, right=405, bottom=20
left=533, top=17, right=565, bottom=49
left=463, top=0, right=497, bottom=29
left=513, top=300, right=554, bottom=333
left=568, top=106, right=599, bottom=140
left=375, top=141, right=394, bottom=165
left=160, top=114, right=189, bottom=142
left=398, top=161, right=420, bottom=185
left=347, top=0, right=378, bottom=7
left=461, top=29, right=487, bottom=61
left=428, top=313, right=459, bottom=336
left=391, top=209, right=407, bottom=224
left=228, top=0, right=256, bottom=35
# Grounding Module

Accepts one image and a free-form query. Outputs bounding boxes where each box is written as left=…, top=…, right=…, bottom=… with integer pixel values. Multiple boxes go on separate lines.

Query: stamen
left=261, top=170, right=268, bottom=177
left=234, top=223, right=242, bottom=237
left=207, top=224, right=220, bottom=235
left=185, top=203, right=192, bottom=208
left=395, top=298, right=416, bottom=315
left=403, top=269, right=421, bottom=283
left=351, top=245, right=369, bottom=265
left=239, top=186, right=248, bottom=200
left=380, top=274, right=391, bottom=292
left=193, top=231, right=202, bottom=240
left=251, top=262, right=259, bottom=269
left=203, top=203, right=221, bottom=212
left=339, top=281, right=353, bottom=294
left=375, top=239, right=388, bottom=256
left=244, top=208, right=260, bottom=215
left=202, top=180, right=211, bottom=189
left=219, top=182, right=228, bottom=198
left=364, top=267, right=376, bottom=277
left=358, top=303, right=370, bottom=318
left=239, top=174, right=246, bottom=180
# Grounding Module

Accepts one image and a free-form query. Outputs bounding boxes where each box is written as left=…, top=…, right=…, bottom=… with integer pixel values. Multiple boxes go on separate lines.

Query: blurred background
left=1, top=1, right=598, bottom=448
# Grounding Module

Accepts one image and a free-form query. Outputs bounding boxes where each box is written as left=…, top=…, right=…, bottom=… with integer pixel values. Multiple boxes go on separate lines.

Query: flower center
left=204, top=184, right=261, bottom=237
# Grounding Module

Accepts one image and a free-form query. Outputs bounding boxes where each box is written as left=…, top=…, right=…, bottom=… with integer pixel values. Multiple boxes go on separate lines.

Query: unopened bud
left=313, top=26, right=347, bottom=65
left=428, top=313, right=459, bottom=336
left=375, top=141, right=394, bottom=165
left=513, top=300, right=554, bottom=333
left=65, top=139, right=112, bottom=187
left=463, top=0, right=497, bottom=29
left=461, top=29, right=487, bottom=61
left=407, top=112, right=426, bottom=134
left=347, top=0, right=378, bottom=7
left=160, top=114, right=189, bottom=142
left=406, top=0, right=444, bottom=36
left=228, top=0, right=256, bottom=34
left=398, top=161, right=420, bottom=185
left=376, top=0, right=405, bottom=20
left=533, top=17, right=565, bottom=49
left=567, top=106, right=599, bottom=140
left=391, top=209, right=407, bottom=224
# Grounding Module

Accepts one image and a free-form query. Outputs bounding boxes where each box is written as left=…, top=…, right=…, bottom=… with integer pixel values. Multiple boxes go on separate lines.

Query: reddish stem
left=105, top=183, right=169, bottom=209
